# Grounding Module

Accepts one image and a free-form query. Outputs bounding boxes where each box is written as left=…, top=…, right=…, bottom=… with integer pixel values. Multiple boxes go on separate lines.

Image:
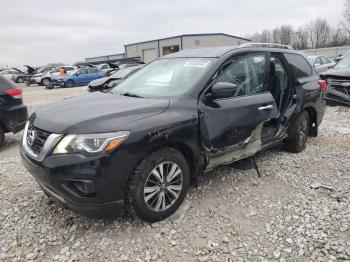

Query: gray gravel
left=0, top=85, right=349, bottom=261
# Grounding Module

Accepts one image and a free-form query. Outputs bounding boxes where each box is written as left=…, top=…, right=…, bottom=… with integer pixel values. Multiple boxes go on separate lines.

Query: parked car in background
left=307, top=55, right=335, bottom=74
left=334, top=50, right=350, bottom=62
left=0, top=76, right=28, bottom=147
left=0, top=69, right=22, bottom=80
left=12, top=65, right=37, bottom=83
left=88, top=65, right=143, bottom=92
left=321, top=53, right=350, bottom=106
left=30, top=66, right=56, bottom=85
left=39, top=66, right=76, bottom=86
left=21, top=44, right=326, bottom=222
left=48, top=67, right=105, bottom=88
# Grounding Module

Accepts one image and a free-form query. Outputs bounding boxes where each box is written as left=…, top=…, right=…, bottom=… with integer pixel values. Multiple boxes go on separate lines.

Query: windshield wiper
left=121, top=92, right=144, bottom=98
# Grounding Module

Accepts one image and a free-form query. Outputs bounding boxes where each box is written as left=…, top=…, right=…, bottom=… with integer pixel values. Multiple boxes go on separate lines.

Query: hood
left=32, top=92, right=169, bottom=134
left=24, top=65, right=36, bottom=74
left=12, top=67, right=24, bottom=73
left=89, top=76, right=110, bottom=87
left=321, top=68, right=350, bottom=78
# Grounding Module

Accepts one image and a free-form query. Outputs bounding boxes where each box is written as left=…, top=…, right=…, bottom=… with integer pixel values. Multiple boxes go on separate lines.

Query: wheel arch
left=142, top=140, right=203, bottom=186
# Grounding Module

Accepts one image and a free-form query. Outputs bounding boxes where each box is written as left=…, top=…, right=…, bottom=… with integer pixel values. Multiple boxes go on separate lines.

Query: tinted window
left=101, top=65, right=108, bottom=70
left=284, top=53, right=313, bottom=78
left=216, top=54, right=267, bottom=97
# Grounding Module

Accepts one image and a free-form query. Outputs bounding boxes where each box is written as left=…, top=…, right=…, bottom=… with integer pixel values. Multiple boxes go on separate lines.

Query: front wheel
left=126, top=148, right=190, bottom=222
left=284, top=110, right=309, bottom=153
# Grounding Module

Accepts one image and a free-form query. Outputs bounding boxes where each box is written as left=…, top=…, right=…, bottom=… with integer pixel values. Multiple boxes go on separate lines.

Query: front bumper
left=19, top=143, right=137, bottom=218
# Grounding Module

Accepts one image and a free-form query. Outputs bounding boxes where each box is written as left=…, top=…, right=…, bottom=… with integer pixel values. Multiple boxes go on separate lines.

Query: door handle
left=258, top=105, right=273, bottom=111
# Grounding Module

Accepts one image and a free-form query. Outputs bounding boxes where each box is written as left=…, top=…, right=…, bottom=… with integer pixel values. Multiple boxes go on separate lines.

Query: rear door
left=199, top=52, right=279, bottom=163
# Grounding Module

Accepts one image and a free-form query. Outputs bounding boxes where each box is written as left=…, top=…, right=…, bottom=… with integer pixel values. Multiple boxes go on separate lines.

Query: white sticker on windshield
left=184, top=61, right=210, bottom=68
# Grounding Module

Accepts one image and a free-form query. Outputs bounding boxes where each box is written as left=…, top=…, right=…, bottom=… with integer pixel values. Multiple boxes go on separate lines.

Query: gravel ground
left=0, top=85, right=349, bottom=262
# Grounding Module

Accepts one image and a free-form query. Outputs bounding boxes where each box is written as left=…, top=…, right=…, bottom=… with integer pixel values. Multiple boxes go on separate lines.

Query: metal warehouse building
left=125, top=33, right=251, bottom=63
left=85, top=33, right=250, bottom=64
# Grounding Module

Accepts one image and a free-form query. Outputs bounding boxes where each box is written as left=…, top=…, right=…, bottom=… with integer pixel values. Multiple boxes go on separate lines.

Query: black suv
left=20, top=44, right=326, bottom=222
left=0, top=76, right=28, bottom=146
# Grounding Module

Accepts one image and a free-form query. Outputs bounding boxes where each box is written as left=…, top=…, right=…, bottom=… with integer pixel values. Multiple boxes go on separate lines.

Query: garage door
left=142, top=48, right=157, bottom=63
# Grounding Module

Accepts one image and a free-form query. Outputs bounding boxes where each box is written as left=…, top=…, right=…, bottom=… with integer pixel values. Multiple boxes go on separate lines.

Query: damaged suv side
left=20, top=44, right=326, bottom=222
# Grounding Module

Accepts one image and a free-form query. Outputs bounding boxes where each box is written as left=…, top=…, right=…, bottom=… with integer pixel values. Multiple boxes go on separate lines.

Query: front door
left=199, top=52, right=279, bottom=168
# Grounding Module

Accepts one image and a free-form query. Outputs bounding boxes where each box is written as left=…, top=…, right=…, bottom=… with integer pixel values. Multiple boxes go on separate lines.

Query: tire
left=16, top=77, right=24, bottom=83
left=65, top=80, right=75, bottom=88
left=284, top=110, right=309, bottom=153
left=0, top=125, right=4, bottom=147
left=126, top=148, right=190, bottom=222
left=42, top=78, right=50, bottom=86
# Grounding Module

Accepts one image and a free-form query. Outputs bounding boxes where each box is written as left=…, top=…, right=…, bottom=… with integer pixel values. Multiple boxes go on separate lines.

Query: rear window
left=0, top=76, right=16, bottom=90
left=284, top=53, right=313, bottom=79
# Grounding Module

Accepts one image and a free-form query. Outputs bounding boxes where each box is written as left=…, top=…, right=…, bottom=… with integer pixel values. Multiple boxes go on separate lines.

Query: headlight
left=52, top=131, right=130, bottom=155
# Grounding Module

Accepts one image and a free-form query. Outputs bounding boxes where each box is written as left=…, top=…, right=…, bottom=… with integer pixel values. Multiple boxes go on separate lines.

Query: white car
left=35, top=66, right=76, bottom=86
left=0, top=69, right=21, bottom=80
left=307, top=55, right=336, bottom=74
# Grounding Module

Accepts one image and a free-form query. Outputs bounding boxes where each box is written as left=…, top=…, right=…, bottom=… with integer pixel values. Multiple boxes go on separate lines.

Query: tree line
left=248, top=0, right=350, bottom=50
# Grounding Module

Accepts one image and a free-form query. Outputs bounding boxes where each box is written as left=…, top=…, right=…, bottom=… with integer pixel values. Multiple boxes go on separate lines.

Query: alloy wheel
left=143, top=162, right=183, bottom=212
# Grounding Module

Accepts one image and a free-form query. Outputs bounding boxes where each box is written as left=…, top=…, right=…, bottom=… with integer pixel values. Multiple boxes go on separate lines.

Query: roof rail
left=239, top=43, right=294, bottom=50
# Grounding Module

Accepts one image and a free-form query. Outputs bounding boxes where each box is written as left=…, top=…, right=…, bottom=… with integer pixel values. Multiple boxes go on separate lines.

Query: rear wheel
left=65, top=80, right=75, bottom=88
left=126, top=148, right=190, bottom=222
left=284, top=110, right=309, bottom=153
left=0, top=125, right=5, bottom=147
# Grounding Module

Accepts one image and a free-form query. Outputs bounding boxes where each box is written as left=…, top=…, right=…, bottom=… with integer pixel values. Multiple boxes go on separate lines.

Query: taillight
left=6, top=87, right=22, bottom=99
left=318, top=80, right=327, bottom=97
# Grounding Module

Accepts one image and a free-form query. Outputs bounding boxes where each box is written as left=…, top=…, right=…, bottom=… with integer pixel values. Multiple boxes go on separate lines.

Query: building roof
left=161, top=46, right=239, bottom=58
left=85, top=53, right=125, bottom=60
left=124, top=33, right=251, bottom=47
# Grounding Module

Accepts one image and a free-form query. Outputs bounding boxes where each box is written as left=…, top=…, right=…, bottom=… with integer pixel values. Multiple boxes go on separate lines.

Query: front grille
left=27, top=124, right=51, bottom=154
left=328, top=78, right=350, bottom=95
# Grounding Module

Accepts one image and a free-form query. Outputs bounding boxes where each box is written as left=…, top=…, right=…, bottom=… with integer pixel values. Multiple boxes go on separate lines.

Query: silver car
left=307, top=55, right=336, bottom=74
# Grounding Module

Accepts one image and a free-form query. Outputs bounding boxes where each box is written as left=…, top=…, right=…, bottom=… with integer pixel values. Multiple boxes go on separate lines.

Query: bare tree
left=272, top=28, right=281, bottom=43
left=308, top=18, right=331, bottom=48
left=293, top=26, right=309, bottom=50
left=260, top=30, right=273, bottom=43
left=279, top=25, right=294, bottom=45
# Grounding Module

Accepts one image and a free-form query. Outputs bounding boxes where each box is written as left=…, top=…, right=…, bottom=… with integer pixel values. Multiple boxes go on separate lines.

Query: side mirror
left=211, top=82, right=237, bottom=99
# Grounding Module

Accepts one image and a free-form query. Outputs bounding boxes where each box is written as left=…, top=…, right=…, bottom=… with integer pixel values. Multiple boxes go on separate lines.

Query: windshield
left=111, top=58, right=214, bottom=97
left=334, top=54, right=350, bottom=69
left=111, top=67, right=139, bottom=79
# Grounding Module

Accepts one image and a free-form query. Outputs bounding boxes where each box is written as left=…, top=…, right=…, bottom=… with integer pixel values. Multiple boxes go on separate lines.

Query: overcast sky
left=0, top=0, right=345, bottom=67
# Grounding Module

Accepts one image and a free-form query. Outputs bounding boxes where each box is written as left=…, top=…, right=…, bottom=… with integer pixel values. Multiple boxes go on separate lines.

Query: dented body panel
left=20, top=45, right=327, bottom=218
